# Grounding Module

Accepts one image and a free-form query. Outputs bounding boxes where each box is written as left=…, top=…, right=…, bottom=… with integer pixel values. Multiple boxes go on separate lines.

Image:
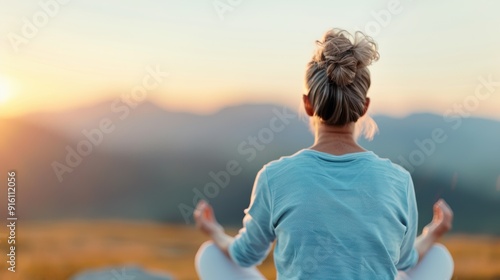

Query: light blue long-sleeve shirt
left=229, top=149, right=419, bottom=279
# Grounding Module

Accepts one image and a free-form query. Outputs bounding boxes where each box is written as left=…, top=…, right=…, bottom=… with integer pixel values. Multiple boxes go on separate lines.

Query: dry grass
left=0, top=221, right=499, bottom=280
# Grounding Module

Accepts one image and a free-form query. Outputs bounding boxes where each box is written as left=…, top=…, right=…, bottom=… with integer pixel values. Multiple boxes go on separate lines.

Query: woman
left=193, top=29, right=454, bottom=280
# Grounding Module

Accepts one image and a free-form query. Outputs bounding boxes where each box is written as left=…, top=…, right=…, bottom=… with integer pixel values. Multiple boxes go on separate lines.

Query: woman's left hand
left=423, top=199, right=453, bottom=239
left=194, top=200, right=224, bottom=237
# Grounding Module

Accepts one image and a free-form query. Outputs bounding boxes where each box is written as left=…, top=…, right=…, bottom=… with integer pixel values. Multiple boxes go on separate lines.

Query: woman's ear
left=303, top=94, right=314, bottom=116
left=362, top=97, right=371, bottom=116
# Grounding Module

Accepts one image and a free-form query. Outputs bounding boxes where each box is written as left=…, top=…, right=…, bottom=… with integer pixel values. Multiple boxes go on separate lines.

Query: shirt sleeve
left=228, top=167, right=276, bottom=267
left=397, top=174, right=419, bottom=270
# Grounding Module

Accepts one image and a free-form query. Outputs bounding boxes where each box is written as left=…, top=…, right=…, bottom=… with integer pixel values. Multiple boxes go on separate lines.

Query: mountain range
left=1, top=100, right=499, bottom=234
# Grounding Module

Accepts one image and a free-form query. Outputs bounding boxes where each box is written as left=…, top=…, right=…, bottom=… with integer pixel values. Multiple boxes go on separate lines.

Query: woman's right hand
left=194, top=200, right=224, bottom=237
left=414, top=199, right=453, bottom=261
left=422, top=199, right=453, bottom=239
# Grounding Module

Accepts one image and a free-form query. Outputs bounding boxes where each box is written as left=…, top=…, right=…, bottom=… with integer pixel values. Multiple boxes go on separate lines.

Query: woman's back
left=194, top=28, right=453, bottom=280
left=230, top=149, right=418, bottom=279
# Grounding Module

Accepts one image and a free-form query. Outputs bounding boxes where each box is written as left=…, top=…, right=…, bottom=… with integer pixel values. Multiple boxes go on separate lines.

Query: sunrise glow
left=0, top=78, right=11, bottom=105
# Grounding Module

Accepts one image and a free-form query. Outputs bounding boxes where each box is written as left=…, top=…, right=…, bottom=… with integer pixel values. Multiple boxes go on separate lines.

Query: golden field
left=0, top=221, right=499, bottom=280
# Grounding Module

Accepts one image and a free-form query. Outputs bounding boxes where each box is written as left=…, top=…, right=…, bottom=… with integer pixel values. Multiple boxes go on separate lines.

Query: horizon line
left=1, top=98, right=500, bottom=123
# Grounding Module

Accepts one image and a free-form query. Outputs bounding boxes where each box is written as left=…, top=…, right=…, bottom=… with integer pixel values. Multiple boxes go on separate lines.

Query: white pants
left=195, top=242, right=454, bottom=280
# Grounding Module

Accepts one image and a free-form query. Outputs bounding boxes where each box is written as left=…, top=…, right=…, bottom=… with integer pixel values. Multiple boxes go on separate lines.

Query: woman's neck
left=309, top=122, right=366, bottom=156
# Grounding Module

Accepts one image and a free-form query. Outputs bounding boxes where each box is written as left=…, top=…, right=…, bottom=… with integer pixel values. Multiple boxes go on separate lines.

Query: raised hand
left=423, top=199, right=453, bottom=239
left=194, top=200, right=223, bottom=237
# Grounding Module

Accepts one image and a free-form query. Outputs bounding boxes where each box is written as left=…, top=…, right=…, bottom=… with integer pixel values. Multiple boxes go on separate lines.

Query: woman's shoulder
left=258, top=149, right=310, bottom=177
left=369, top=153, right=414, bottom=187
left=372, top=154, right=412, bottom=178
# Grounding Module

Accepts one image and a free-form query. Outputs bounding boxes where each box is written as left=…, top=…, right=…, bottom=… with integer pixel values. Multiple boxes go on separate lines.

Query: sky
left=0, top=0, right=499, bottom=119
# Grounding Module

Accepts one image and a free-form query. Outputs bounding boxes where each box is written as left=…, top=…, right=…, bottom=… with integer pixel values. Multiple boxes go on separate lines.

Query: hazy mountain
left=1, top=100, right=499, bottom=234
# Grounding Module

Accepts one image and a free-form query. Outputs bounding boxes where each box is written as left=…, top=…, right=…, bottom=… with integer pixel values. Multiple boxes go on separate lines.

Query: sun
left=0, top=79, right=11, bottom=104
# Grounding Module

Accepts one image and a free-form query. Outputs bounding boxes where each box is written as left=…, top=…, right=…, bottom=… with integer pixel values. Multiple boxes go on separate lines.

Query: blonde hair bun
left=305, top=28, right=380, bottom=139
left=313, top=30, right=379, bottom=87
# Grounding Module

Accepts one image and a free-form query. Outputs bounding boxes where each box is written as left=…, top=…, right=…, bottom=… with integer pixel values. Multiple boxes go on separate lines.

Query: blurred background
left=0, top=0, right=499, bottom=279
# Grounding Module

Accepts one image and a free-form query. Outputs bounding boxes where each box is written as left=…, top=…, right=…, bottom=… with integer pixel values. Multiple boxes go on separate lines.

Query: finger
left=438, top=201, right=453, bottom=224
left=195, top=200, right=207, bottom=214
left=435, top=200, right=453, bottom=230
left=433, top=201, right=443, bottom=221
left=194, top=202, right=208, bottom=221
left=194, top=213, right=210, bottom=231
left=439, top=200, right=453, bottom=215
left=194, top=208, right=202, bottom=219
left=435, top=200, right=452, bottom=219
left=203, top=203, right=214, bottom=220
left=195, top=200, right=206, bottom=211
left=194, top=202, right=204, bottom=217
left=193, top=215, right=202, bottom=230
left=193, top=211, right=202, bottom=226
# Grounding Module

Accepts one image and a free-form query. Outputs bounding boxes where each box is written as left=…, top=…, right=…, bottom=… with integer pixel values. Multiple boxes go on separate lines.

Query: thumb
left=203, top=202, right=216, bottom=222
left=433, top=200, right=443, bottom=222
left=432, top=199, right=453, bottom=236
left=194, top=200, right=216, bottom=222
